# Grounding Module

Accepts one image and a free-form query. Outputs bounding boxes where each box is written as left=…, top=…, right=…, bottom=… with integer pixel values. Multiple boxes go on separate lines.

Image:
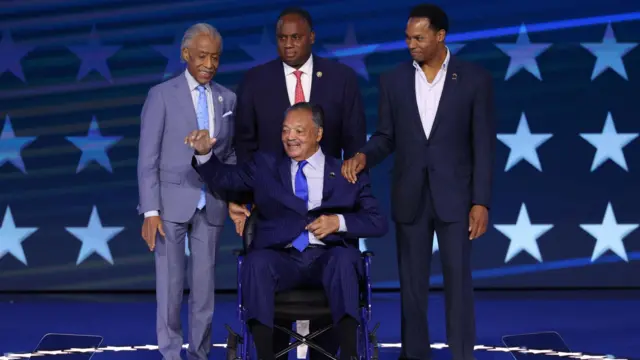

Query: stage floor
left=0, top=291, right=638, bottom=360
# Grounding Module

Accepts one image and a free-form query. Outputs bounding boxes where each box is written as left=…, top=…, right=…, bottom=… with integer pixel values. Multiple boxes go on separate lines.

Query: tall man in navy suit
left=137, top=23, right=236, bottom=360
left=187, top=102, right=387, bottom=360
left=343, top=4, right=496, bottom=360
left=228, top=7, right=367, bottom=358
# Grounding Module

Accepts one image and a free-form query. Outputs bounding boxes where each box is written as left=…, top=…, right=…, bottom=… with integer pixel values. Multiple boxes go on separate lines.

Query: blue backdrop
left=0, top=0, right=639, bottom=290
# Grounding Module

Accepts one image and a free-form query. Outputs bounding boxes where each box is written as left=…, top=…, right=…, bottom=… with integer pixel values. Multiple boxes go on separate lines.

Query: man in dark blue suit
left=228, top=7, right=367, bottom=358
left=187, top=102, right=387, bottom=360
left=343, top=4, right=495, bottom=360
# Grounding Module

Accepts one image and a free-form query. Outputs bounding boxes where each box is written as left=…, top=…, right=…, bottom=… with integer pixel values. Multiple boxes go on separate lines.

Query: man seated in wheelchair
left=187, top=102, right=388, bottom=360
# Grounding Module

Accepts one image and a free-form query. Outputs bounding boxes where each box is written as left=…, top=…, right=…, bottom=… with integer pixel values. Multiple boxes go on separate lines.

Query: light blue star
left=67, top=25, right=120, bottom=82
left=497, top=112, right=552, bottom=171
left=323, top=24, right=379, bottom=81
left=580, top=112, right=638, bottom=171
left=0, top=114, right=36, bottom=174
left=153, top=33, right=185, bottom=79
left=65, top=206, right=124, bottom=265
left=0, top=206, right=38, bottom=265
left=65, top=115, right=122, bottom=173
left=359, top=238, right=367, bottom=252
left=432, top=233, right=439, bottom=254
left=494, top=24, right=551, bottom=80
left=494, top=203, right=553, bottom=263
left=185, top=234, right=190, bottom=256
left=581, top=23, right=637, bottom=81
left=580, top=202, right=638, bottom=262
left=0, top=30, right=35, bottom=83
left=239, top=27, right=278, bottom=64
left=448, top=43, right=465, bottom=55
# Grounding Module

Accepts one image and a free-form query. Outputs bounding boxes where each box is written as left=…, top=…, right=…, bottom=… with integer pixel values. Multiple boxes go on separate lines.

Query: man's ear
left=310, top=31, right=316, bottom=45
left=316, top=127, right=323, bottom=142
left=181, top=48, right=190, bottom=62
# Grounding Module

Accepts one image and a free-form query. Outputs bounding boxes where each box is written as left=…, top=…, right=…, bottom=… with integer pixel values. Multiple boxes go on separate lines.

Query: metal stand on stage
left=21, top=333, right=103, bottom=359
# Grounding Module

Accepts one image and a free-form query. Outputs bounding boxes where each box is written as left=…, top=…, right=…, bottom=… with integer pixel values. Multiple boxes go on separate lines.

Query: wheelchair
left=225, top=211, right=380, bottom=360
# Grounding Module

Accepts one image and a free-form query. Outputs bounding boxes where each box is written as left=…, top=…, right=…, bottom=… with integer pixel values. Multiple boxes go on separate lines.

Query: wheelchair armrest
left=362, top=251, right=375, bottom=257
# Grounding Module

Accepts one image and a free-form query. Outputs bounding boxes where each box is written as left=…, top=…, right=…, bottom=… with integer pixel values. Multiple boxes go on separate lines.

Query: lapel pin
left=316, top=71, right=323, bottom=78
left=451, top=73, right=458, bottom=80
left=329, top=171, right=335, bottom=178
left=218, top=95, right=223, bottom=102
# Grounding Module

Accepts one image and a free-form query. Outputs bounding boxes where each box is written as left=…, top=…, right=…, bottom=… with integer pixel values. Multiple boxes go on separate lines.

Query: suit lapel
left=405, top=63, right=428, bottom=144
left=428, top=56, right=459, bottom=141
left=308, top=55, right=323, bottom=104
left=321, top=156, right=338, bottom=203
left=210, top=82, right=223, bottom=138
left=271, top=60, right=292, bottom=109
left=175, top=74, right=198, bottom=130
left=278, top=158, right=307, bottom=214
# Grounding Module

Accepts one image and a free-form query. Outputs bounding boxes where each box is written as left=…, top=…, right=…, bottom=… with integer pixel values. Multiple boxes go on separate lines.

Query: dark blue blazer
left=362, top=56, right=496, bottom=223
left=233, top=55, right=366, bottom=163
left=193, top=151, right=388, bottom=249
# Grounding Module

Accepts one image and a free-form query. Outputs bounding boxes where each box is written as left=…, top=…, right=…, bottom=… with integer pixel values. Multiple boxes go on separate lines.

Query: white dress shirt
left=283, top=56, right=313, bottom=105
left=195, top=148, right=347, bottom=246
left=144, top=70, right=215, bottom=218
left=414, top=46, right=450, bottom=139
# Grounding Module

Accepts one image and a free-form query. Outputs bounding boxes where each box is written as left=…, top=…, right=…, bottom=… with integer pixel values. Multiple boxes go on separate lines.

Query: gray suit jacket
left=137, top=73, right=236, bottom=226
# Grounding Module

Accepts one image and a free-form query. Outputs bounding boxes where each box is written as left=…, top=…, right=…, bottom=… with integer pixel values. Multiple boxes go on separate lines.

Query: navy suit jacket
left=362, top=56, right=496, bottom=223
left=193, top=151, right=388, bottom=249
left=233, top=55, right=366, bottom=163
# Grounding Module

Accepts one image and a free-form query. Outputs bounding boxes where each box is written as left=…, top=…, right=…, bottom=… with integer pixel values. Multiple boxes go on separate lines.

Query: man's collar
left=184, top=70, right=211, bottom=91
left=291, top=147, right=324, bottom=169
left=283, top=55, right=314, bottom=76
left=412, top=46, right=451, bottom=72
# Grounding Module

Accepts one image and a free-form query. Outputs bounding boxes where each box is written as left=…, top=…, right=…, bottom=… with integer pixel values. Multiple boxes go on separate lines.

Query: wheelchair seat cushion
left=274, top=289, right=332, bottom=321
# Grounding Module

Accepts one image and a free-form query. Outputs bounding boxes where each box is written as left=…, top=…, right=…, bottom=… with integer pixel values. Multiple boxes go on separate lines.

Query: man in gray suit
left=137, top=23, right=236, bottom=360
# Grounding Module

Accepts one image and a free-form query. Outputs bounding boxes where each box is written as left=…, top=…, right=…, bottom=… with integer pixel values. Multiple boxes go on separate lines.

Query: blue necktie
left=291, top=160, right=309, bottom=251
left=196, top=85, right=209, bottom=210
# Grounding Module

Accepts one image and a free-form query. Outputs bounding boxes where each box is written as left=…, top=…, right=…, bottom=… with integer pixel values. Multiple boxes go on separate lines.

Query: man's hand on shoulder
left=306, top=215, right=340, bottom=240
left=342, top=152, right=367, bottom=184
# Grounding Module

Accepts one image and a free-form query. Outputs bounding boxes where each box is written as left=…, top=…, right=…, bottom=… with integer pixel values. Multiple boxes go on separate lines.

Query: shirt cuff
left=195, top=151, right=212, bottom=165
left=144, top=211, right=159, bottom=218
left=337, top=214, right=347, bottom=232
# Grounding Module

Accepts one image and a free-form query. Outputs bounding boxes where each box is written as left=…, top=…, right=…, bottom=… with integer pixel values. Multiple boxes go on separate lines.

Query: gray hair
left=285, top=102, right=324, bottom=128
left=181, top=23, right=223, bottom=54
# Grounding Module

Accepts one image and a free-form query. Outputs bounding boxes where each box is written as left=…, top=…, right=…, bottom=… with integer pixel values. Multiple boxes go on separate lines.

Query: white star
left=580, top=112, right=637, bottom=171
left=494, top=203, right=553, bottom=263
left=494, top=24, right=552, bottom=80
left=497, top=112, right=552, bottom=171
left=65, top=206, right=124, bottom=265
left=0, top=206, right=38, bottom=265
left=581, top=23, right=637, bottom=81
left=580, top=202, right=638, bottom=262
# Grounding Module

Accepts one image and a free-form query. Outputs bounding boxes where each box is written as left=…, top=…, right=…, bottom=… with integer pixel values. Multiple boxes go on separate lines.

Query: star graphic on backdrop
left=581, top=23, right=637, bottom=81
left=494, top=24, right=552, bottom=80
left=359, top=238, right=367, bottom=252
left=448, top=43, right=465, bottom=55
left=67, top=25, right=121, bottom=82
left=185, top=234, right=190, bottom=256
left=239, top=27, right=278, bottom=64
left=497, top=112, right=552, bottom=171
left=580, top=202, right=638, bottom=262
left=65, top=206, right=124, bottom=265
left=0, top=30, right=35, bottom=83
left=0, top=206, right=38, bottom=266
left=153, top=34, right=185, bottom=79
left=323, top=24, right=379, bottom=80
left=494, top=203, right=553, bottom=263
left=0, top=114, right=37, bottom=174
left=432, top=233, right=440, bottom=254
left=580, top=112, right=637, bottom=171
left=65, top=115, right=122, bottom=173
